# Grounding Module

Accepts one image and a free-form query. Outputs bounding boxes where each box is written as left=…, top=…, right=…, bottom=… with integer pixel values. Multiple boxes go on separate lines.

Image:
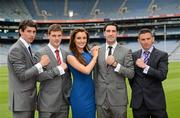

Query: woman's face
left=74, top=31, right=87, bottom=52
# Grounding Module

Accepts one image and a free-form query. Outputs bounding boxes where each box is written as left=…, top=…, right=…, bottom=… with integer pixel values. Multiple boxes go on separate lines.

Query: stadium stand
left=0, top=0, right=180, bottom=20
left=168, top=40, right=180, bottom=61
left=68, top=0, right=95, bottom=19
left=0, top=0, right=32, bottom=20
left=0, top=0, right=180, bottom=64
left=0, top=44, right=10, bottom=65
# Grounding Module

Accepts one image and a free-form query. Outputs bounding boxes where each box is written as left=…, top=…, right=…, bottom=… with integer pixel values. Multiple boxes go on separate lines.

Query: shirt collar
left=142, top=45, right=154, bottom=54
left=106, top=41, right=117, bottom=50
left=19, top=37, right=30, bottom=48
left=48, top=43, right=60, bottom=53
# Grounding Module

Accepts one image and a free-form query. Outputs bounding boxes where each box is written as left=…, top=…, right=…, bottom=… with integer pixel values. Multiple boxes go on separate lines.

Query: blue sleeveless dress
left=68, top=52, right=96, bottom=118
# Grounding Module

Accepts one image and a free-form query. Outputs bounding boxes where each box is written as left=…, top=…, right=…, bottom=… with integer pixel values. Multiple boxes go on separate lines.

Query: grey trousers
left=38, top=106, right=69, bottom=118
left=97, top=97, right=127, bottom=118
left=13, top=111, right=35, bottom=118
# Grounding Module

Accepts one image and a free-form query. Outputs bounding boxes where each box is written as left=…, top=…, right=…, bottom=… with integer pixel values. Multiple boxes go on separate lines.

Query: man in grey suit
left=94, top=22, right=134, bottom=118
left=34, top=24, right=71, bottom=118
left=129, top=28, right=168, bottom=118
left=7, top=20, right=50, bottom=118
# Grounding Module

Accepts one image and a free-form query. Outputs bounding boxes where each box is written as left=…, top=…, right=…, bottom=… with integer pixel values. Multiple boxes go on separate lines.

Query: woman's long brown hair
left=69, top=28, right=90, bottom=65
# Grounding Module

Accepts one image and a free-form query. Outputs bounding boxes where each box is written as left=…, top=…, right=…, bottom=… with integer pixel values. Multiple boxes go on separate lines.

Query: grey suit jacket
left=94, top=43, right=134, bottom=106
left=34, top=45, right=72, bottom=112
left=7, top=40, right=39, bottom=111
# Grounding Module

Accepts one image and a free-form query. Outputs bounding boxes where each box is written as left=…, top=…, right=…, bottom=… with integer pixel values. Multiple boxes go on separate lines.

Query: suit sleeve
left=92, top=62, right=98, bottom=80
left=8, top=47, right=39, bottom=81
left=34, top=51, right=62, bottom=82
left=147, top=52, right=168, bottom=81
left=118, top=49, right=134, bottom=79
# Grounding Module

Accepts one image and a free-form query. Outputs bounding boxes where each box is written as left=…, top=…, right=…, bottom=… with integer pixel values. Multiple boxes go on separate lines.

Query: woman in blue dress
left=67, top=28, right=99, bottom=118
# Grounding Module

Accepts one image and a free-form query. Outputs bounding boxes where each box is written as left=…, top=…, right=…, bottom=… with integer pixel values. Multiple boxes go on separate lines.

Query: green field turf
left=0, top=62, right=180, bottom=118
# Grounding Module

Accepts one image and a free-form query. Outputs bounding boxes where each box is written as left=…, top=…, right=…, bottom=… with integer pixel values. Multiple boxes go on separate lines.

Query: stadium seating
left=0, top=0, right=180, bottom=63
left=0, top=0, right=32, bottom=20
left=168, top=40, right=180, bottom=61
left=0, top=44, right=10, bottom=65
left=1, top=0, right=177, bottom=20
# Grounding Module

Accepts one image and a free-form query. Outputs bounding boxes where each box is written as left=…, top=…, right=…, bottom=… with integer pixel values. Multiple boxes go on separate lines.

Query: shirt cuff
left=35, top=63, right=43, bottom=74
left=143, top=65, right=150, bottom=74
left=114, top=63, right=121, bottom=72
left=57, top=66, right=65, bottom=75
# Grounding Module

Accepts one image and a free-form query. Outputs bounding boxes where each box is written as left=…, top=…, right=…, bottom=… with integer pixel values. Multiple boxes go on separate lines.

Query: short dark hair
left=18, top=19, right=37, bottom=32
left=138, top=28, right=154, bottom=38
left=103, top=22, right=118, bottom=32
left=48, top=24, right=63, bottom=35
left=18, top=20, right=37, bottom=37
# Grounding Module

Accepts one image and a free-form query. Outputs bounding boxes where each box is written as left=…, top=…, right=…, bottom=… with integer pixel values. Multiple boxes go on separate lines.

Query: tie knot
left=55, top=49, right=59, bottom=53
left=144, top=51, right=150, bottom=55
left=108, top=46, right=113, bottom=56
left=108, top=46, right=112, bottom=49
left=28, top=46, right=31, bottom=51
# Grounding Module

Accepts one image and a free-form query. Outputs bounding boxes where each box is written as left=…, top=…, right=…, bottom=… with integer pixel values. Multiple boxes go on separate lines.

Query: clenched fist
left=136, top=58, right=146, bottom=69
left=91, top=46, right=100, bottom=57
left=106, top=55, right=115, bottom=65
left=60, top=63, right=68, bottom=70
left=40, top=55, right=50, bottom=67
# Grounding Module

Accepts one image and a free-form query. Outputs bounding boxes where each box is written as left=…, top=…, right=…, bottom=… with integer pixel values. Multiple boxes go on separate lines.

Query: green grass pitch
left=0, top=62, right=180, bottom=118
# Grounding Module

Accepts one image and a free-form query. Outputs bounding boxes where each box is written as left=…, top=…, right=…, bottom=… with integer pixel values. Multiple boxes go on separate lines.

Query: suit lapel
left=45, top=46, right=66, bottom=66
left=137, top=50, right=142, bottom=59
left=113, top=44, right=123, bottom=59
left=147, top=48, right=157, bottom=65
left=60, top=48, right=66, bottom=62
left=45, top=46, right=58, bottom=66
left=134, top=50, right=142, bottom=69
left=18, top=40, right=34, bottom=64
left=113, top=44, right=119, bottom=58
left=99, top=45, right=107, bottom=69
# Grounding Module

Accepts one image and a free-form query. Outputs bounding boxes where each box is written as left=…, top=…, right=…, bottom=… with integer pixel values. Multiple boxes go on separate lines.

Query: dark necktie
left=55, top=49, right=62, bottom=65
left=107, top=46, right=113, bottom=68
left=28, top=46, right=33, bottom=57
left=108, top=46, right=113, bottom=56
left=143, top=51, right=150, bottom=63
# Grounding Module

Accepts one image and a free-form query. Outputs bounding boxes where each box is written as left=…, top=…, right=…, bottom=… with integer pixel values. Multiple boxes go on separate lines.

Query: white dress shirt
left=48, top=43, right=65, bottom=75
left=105, top=42, right=121, bottom=72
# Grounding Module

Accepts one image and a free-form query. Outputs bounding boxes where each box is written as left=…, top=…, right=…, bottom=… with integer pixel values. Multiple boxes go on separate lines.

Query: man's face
left=138, top=32, right=154, bottom=51
left=104, top=25, right=117, bottom=45
left=20, top=26, right=36, bottom=44
left=48, top=31, right=62, bottom=49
